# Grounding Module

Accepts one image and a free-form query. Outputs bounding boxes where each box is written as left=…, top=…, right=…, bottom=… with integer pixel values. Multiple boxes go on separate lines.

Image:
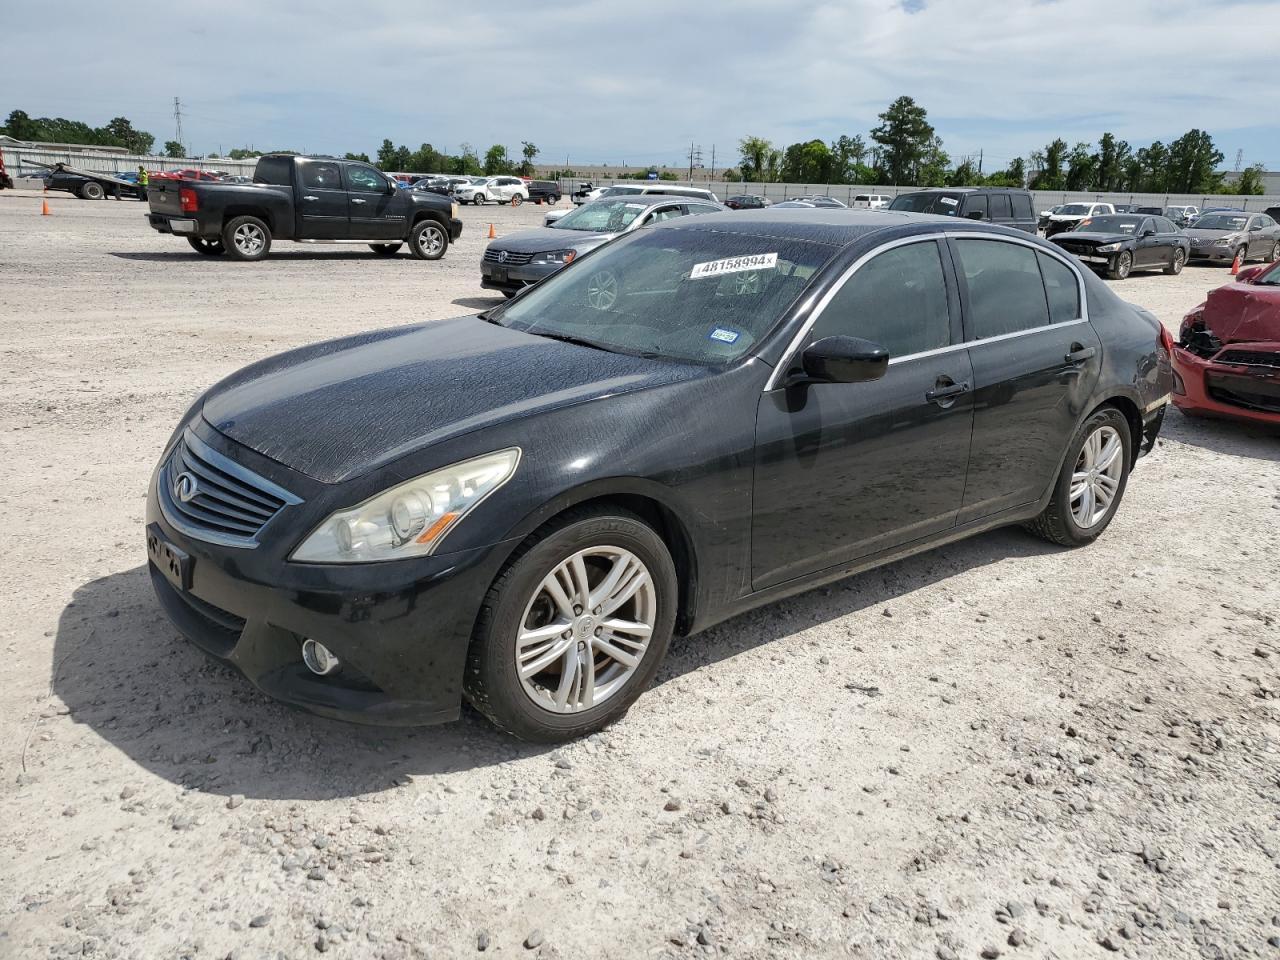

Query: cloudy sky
left=5, top=0, right=1279, bottom=172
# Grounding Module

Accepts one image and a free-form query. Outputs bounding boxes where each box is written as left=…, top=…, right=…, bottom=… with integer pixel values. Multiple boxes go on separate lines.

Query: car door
left=1154, top=217, right=1182, bottom=265
left=951, top=236, right=1102, bottom=523
left=296, top=159, right=349, bottom=239
left=345, top=163, right=404, bottom=240
left=1246, top=216, right=1269, bottom=258
left=751, top=237, right=974, bottom=589
left=1133, top=218, right=1161, bottom=267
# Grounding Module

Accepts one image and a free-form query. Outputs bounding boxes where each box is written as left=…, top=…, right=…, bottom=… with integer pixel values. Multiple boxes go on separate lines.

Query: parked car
left=1038, top=204, right=1064, bottom=232
left=851, top=194, right=891, bottom=209
left=1265, top=205, right=1280, bottom=223
left=1049, top=214, right=1189, bottom=279
left=145, top=208, right=1171, bottom=741
left=152, top=168, right=224, bottom=182
left=1112, top=204, right=1139, bottom=214
left=1173, top=259, right=1280, bottom=424
left=550, top=184, right=720, bottom=223
left=1163, top=205, right=1199, bottom=227
left=457, top=176, right=530, bottom=206
left=41, top=162, right=142, bottom=200
left=146, top=153, right=462, bottom=261
left=889, top=188, right=1037, bottom=233
left=1184, top=211, right=1280, bottom=265
left=724, top=195, right=771, bottom=210
left=772, top=200, right=820, bottom=208
left=526, top=180, right=563, bottom=205
left=791, top=195, right=847, bottom=208
left=482, top=194, right=723, bottom=296
left=1042, top=202, right=1116, bottom=237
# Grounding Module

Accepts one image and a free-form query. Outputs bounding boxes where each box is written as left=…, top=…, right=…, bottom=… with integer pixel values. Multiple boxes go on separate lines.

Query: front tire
left=1164, top=247, right=1185, bottom=275
left=464, top=509, right=678, bottom=742
left=187, top=237, right=225, bottom=256
left=80, top=181, right=105, bottom=200
left=1269, top=241, right=1280, bottom=262
left=1234, top=246, right=1247, bottom=266
left=408, top=219, right=447, bottom=260
left=1024, top=406, right=1132, bottom=547
left=472, top=194, right=486, bottom=206
left=369, top=243, right=403, bottom=256
left=222, top=215, right=271, bottom=261
left=1107, top=250, right=1133, bottom=280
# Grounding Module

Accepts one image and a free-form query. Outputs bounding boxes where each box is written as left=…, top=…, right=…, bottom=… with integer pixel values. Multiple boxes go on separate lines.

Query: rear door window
left=301, top=161, right=343, bottom=190
left=254, top=156, right=292, bottom=185
left=810, top=240, right=952, bottom=359
left=963, top=195, right=989, bottom=221
left=953, top=239, right=1051, bottom=339
left=989, top=194, right=1012, bottom=220
left=1037, top=252, right=1081, bottom=324
left=1011, top=194, right=1033, bottom=220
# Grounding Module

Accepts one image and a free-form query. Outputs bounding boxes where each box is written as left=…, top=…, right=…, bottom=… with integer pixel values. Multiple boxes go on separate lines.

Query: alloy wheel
left=1070, top=425, right=1123, bottom=529
left=515, top=546, right=656, bottom=714
left=1172, top=249, right=1185, bottom=273
left=1116, top=252, right=1132, bottom=278
left=418, top=224, right=444, bottom=257
left=233, top=223, right=265, bottom=256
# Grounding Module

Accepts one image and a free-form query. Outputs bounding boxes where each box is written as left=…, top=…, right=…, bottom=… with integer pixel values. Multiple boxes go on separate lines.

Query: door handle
left=351, top=198, right=367, bottom=205
left=1065, top=344, right=1097, bottom=364
left=302, top=195, right=318, bottom=201
left=925, top=381, right=970, bottom=404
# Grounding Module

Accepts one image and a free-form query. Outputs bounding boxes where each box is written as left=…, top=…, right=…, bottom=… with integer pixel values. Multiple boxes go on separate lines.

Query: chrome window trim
left=764, top=230, right=1090, bottom=391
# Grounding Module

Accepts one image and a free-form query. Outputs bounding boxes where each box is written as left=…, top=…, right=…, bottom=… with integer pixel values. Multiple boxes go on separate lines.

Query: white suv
left=457, top=176, right=529, bottom=206
left=851, top=194, right=891, bottom=209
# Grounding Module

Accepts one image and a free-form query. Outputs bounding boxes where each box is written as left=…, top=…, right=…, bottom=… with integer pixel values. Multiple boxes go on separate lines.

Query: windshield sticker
left=690, top=253, right=778, bottom=280
left=939, top=196, right=959, bottom=206
left=623, top=203, right=646, bottom=209
left=708, top=327, right=741, bottom=344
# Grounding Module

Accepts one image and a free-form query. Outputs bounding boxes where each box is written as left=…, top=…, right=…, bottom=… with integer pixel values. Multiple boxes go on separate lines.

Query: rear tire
left=369, top=243, right=403, bottom=256
left=1024, top=406, right=1132, bottom=547
left=512, top=194, right=524, bottom=207
left=464, top=508, right=677, bottom=742
left=187, top=237, right=225, bottom=256
left=1164, top=247, right=1185, bottom=275
left=80, top=181, right=105, bottom=200
left=222, top=215, right=271, bottom=261
left=408, top=219, right=448, bottom=260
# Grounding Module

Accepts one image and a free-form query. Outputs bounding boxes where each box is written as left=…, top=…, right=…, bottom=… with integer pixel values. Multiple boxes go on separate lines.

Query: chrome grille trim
left=483, top=249, right=535, bottom=265
left=158, top=430, right=302, bottom=548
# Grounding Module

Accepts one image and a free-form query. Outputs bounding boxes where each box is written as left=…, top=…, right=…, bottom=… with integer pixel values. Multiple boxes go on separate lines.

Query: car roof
left=587, top=193, right=717, bottom=207
left=894, top=186, right=1024, bottom=195
left=654, top=208, right=1003, bottom=246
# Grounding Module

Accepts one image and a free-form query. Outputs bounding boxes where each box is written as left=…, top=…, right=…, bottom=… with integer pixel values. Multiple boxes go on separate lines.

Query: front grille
left=483, top=249, right=534, bottom=266
left=1214, top=349, right=1280, bottom=369
left=160, top=431, right=300, bottom=546
left=1206, top=372, right=1280, bottom=414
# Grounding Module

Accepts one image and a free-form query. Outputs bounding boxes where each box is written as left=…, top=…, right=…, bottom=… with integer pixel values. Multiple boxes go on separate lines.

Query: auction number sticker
left=690, top=253, right=778, bottom=280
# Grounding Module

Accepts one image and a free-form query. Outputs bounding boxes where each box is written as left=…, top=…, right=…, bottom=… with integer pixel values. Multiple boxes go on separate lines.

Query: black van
left=888, top=188, right=1037, bottom=233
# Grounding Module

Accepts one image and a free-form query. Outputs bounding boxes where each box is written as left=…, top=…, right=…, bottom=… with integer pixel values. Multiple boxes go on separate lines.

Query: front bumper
left=145, top=423, right=515, bottom=726
left=480, top=258, right=561, bottom=294
left=1187, top=244, right=1237, bottom=262
left=1171, top=344, right=1280, bottom=425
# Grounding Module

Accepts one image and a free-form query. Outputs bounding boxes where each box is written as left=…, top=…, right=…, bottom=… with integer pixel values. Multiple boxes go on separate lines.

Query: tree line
left=732, top=96, right=1269, bottom=195
left=372, top=139, right=541, bottom=176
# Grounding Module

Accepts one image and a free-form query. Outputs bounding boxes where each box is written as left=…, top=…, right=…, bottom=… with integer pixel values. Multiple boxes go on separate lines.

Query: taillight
left=179, top=188, right=199, bottom=213
left=1158, top=324, right=1174, bottom=354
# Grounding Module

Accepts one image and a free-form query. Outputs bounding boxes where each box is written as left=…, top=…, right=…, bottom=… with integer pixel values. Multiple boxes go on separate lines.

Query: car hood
left=1202, top=282, right=1280, bottom=344
left=1047, top=213, right=1090, bottom=221
left=201, top=316, right=705, bottom=483
left=489, top=226, right=615, bottom=254
left=1183, top=228, right=1235, bottom=240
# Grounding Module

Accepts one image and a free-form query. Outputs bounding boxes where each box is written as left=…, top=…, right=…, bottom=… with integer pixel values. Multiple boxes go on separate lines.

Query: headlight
left=291, top=449, right=520, bottom=563
left=1215, top=235, right=1237, bottom=246
left=1095, top=243, right=1122, bottom=253
left=530, top=249, right=577, bottom=265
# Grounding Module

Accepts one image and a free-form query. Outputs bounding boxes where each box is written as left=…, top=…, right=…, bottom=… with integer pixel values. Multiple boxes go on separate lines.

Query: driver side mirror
left=965, top=210, right=985, bottom=220
left=797, top=336, right=889, bottom=385
left=1141, top=227, right=1156, bottom=237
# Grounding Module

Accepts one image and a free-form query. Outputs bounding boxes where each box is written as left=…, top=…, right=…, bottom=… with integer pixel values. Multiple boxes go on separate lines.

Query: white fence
left=1, top=146, right=258, bottom=179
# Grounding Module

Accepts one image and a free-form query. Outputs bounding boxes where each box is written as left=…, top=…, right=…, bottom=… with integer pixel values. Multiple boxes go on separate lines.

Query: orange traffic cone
left=488, top=223, right=496, bottom=239
left=1230, top=251, right=1241, bottom=275
left=41, top=196, right=51, bottom=216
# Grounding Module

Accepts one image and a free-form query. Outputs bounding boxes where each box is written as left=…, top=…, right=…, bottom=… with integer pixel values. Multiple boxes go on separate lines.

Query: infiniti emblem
left=498, top=250, right=509, bottom=263
left=173, top=471, right=199, bottom=503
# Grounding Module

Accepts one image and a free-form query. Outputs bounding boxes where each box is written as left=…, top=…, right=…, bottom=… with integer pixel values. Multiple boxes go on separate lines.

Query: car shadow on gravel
left=53, top=564, right=556, bottom=802
left=1163, top=406, right=1280, bottom=460
left=452, top=296, right=506, bottom=310
left=108, top=251, right=422, bottom=263
left=55, top=527, right=1058, bottom=801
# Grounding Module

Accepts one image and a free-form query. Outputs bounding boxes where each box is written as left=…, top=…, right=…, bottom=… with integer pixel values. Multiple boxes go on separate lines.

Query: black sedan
left=1050, top=214, right=1190, bottom=279
left=146, top=210, right=1172, bottom=742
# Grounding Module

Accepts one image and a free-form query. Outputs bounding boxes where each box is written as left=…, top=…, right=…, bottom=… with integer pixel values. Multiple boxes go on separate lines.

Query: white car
left=1044, top=202, right=1115, bottom=237
left=554, top=184, right=720, bottom=223
left=850, top=193, right=891, bottom=209
left=456, top=176, right=530, bottom=206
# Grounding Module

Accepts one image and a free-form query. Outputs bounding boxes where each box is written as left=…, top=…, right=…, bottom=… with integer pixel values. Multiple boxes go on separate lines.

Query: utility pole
left=978, top=148, right=983, bottom=176
left=173, top=97, right=184, bottom=156
left=688, top=141, right=695, bottom=183
left=710, top=144, right=716, bottom=179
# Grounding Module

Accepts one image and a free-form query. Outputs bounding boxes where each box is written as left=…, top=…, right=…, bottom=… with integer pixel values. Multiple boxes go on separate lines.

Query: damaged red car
left=1173, top=260, right=1280, bottom=425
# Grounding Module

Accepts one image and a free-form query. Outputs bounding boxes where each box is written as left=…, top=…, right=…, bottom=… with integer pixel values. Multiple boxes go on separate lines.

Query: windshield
left=1075, top=215, right=1143, bottom=234
left=1193, top=214, right=1248, bottom=231
left=1055, top=204, right=1092, bottom=216
left=1256, top=261, right=1280, bottom=285
left=550, top=199, right=651, bottom=233
left=889, top=192, right=963, bottom=214
left=490, top=228, right=837, bottom=363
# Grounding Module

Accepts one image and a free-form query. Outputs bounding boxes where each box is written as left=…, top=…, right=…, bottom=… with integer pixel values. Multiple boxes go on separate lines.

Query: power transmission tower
left=688, top=142, right=703, bottom=182
left=173, top=97, right=185, bottom=156
left=1234, top=149, right=1243, bottom=173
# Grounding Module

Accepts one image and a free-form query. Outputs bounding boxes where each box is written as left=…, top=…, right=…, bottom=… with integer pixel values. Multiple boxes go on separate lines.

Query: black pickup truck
left=146, top=154, right=463, bottom=261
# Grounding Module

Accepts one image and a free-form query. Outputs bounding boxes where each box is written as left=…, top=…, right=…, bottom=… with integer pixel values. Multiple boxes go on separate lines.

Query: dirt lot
left=1, top=190, right=1277, bottom=960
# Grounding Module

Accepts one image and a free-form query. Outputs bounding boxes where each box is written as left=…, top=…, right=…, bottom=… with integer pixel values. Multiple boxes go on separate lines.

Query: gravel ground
left=1, top=190, right=1278, bottom=960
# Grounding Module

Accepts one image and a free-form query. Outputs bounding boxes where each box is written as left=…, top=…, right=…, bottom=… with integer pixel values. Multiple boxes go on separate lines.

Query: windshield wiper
left=529, top=330, right=617, bottom=353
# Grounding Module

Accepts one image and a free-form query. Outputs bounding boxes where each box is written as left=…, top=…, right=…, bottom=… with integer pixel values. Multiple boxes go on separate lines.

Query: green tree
left=1064, top=142, right=1095, bottom=190
left=1166, top=129, right=1224, bottom=193
left=343, top=151, right=371, bottom=163
left=1093, top=133, right=1130, bottom=192
left=451, top=143, right=483, bottom=176
left=1131, top=141, right=1169, bottom=192
left=483, top=144, right=513, bottom=175
left=1029, top=138, right=1068, bottom=190
left=986, top=157, right=1026, bottom=188
left=829, top=134, right=867, bottom=183
left=519, top=141, right=539, bottom=176
left=103, top=117, right=154, bottom=154
left=721, top=168, right=742, bottom=182
left=407, top=143, right=443, bottom=173
left=947, top=158, right=980, bottom=187
left=915, top=135, right=949, bottom=187
left=164, top=140, right=185, bottom=159
left=737, top=136, right=774, bottom=182
left=2, top=109, right=39, bottom=140
left=1234, top=163, right=1267, bottom=195
left=780, top=139, right=833, bottom=183
left=871, top=95, right=936, bottom=185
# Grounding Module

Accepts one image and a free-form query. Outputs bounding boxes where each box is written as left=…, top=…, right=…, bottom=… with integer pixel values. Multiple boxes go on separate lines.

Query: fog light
left=301, top=638, right=340, bottom=676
